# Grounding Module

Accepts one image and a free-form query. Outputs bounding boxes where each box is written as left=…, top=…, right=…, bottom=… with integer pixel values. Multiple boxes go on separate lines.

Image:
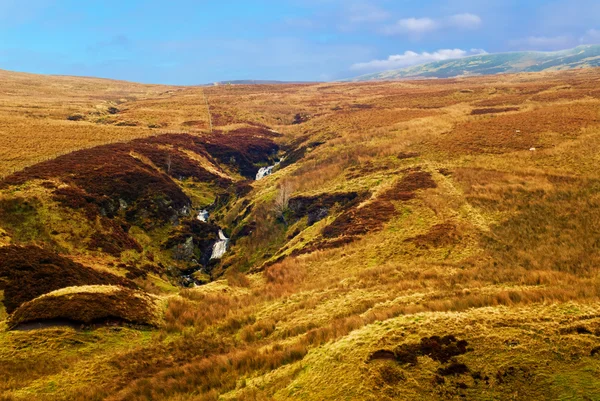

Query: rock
left=173, top=236, right=194, bottom=261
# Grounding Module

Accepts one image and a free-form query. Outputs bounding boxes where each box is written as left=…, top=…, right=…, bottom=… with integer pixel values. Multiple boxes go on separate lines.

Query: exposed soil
left=471, top=107, right=520, bottom=115
left=406, top=223, right=459, bottom=249
left=369, top=335, right=470, bottom=365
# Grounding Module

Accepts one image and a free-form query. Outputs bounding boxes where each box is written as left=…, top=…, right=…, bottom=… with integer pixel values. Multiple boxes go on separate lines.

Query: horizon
left=1, top=0, right=600, bottom=85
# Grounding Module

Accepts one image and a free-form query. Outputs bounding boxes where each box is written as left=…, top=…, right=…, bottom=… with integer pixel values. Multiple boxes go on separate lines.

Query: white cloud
left=510, top=35, right=574, bottom=50
left=447, top=13, right=482, bottom=30
left=383, top=17, right=438, bottom=35
left=346, top=3, right=390, bottom=23
left=351, top=48, right=487, bottom=72
left=382, top=13, right=482, bottom=36
left=580, top=29, right=600, bottom=44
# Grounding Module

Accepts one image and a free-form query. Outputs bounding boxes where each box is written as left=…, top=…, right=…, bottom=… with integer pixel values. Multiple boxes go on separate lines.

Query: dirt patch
left=0, top=245, right=135, bottom=314
left=322, top=200, right=396, bottom=239
left=397, top=152, right=420, bottom=160
left=369, top=335, right=470, bottom=365
left=471, top=107, right=520, bottom=115
left=437, top=362, right=470, bottom=376
left=405, top=223, right=459, bottom=249
left=381, top=170, right=437, bottom=201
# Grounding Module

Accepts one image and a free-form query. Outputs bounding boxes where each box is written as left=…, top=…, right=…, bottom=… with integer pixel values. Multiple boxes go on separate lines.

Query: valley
left=1, top=68, right=600, bottom=400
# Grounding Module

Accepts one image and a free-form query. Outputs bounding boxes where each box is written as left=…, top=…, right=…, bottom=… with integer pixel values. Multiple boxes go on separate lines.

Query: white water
left=210, top=230, right=229, bottom=260
left=256, top=166, right=275, bottom=180
left=255, top=157, right=285, bottom=181
left=197, top=210, right=209, bottom=222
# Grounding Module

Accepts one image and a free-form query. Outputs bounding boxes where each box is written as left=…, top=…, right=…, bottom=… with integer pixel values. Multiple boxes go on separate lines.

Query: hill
left=350, top=45, right=600, bottom=81
left=1, top=68, right=600, bottom=400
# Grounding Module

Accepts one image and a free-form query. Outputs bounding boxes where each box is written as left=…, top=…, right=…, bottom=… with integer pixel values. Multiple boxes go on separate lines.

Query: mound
left=0, top=245, right=135, bottom=314
left=7, top=285, right=161, bottom=329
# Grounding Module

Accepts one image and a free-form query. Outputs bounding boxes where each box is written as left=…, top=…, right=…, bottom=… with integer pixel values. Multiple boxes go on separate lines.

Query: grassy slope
left=351, top=45, right=600, bottom=81
left=2, top=68, right=600, bottom=400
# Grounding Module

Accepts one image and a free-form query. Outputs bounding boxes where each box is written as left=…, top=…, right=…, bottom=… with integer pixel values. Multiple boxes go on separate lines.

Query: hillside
left=1, top=68, right=600, bottom=400
left=351, top=45, right=600, bottom=81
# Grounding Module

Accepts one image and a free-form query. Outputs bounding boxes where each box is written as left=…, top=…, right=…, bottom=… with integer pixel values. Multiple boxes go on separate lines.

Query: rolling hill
left=2, top=68, right=600, bottom=400
left=350, top=45, right=600, bottom=81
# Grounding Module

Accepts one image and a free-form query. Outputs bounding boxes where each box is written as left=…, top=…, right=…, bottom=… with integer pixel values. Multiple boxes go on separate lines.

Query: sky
left=1, top=0, right=599, bottom=84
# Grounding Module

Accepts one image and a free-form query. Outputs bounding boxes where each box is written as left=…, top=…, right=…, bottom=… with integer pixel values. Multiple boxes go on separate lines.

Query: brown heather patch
left=405, top=223, right=460, bottom=249
left=88, top=218, right=143, bottom=256
left=288, top=192, right=365, bottom=224
left=322, top=200, right=396, bottom=239
left=381, top=170, right=437, bottom=201
left=369, top=335, right=469, bottom=365
left=0, top=245, right=135, bottom=314
left=7, top=286, right=159, bottom=329
left=470, top=107, right=520, bottom=115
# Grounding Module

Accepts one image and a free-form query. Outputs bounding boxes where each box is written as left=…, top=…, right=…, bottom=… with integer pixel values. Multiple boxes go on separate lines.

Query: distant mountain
left=350, top=45, right=600, bottom=81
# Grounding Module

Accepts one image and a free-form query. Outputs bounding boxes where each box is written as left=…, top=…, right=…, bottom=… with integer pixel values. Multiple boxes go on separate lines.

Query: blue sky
left=1, top=0, right=599, bottom=84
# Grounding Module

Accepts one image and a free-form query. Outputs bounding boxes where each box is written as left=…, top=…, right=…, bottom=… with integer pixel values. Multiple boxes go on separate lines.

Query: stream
left=256, top=157, right=284, bottom=180
left=210, top=230, right=229, bottom=260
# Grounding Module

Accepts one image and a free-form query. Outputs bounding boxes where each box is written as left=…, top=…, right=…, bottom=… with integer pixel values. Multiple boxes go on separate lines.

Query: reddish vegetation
left=0, top=245, right=135, bottom=314
left=397, top=152, right=420, bottom=159
left=288, top=192, right=365, bottom=225
left=381, top=170, right=437, bottom=201
left=322, top=200, right=396, bottom=239
left=89, top=219, right=143, bottom=256
left=406, top=223, right=459, bottom=249
left=1, top=130, right=278, bottom=229
left=471, top=107, right=520, bottom=115
left=369, top=335, right=469, bottom=365
left=202, top=127, right=280, bottom=178
left=314, top=170, right=437, bottom=251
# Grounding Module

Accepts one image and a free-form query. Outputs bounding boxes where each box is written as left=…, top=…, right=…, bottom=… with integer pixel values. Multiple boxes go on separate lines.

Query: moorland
left=1, top=67, right=600, bottom=400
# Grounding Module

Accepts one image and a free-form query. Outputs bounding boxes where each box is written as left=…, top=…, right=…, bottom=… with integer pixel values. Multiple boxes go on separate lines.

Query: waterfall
left=256, top=166, right=275, bottom=180
left=197, top=209, right=209, bottom=222
left=210, top=230, right=229, bottom=260
left=255, top=157, right=285, bottom=181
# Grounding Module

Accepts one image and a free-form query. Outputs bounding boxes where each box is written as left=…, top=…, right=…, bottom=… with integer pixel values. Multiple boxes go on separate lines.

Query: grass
left=2, top=67, right=600, bottom=399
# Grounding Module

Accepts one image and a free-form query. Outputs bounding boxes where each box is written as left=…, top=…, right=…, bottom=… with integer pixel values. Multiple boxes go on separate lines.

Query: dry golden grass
left=2, top=67, right=600, bottom=400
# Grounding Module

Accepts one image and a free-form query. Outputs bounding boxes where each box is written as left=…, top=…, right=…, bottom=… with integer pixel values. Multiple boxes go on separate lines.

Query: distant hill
left=350, top=45, right=600, bottom=81
left=209, top=80, right=316, bottom=85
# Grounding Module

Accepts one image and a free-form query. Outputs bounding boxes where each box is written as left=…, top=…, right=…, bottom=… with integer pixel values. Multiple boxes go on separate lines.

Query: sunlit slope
left=351, top=45, right=600, bottom=81
left=1, top=68, right=600, bottom=400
